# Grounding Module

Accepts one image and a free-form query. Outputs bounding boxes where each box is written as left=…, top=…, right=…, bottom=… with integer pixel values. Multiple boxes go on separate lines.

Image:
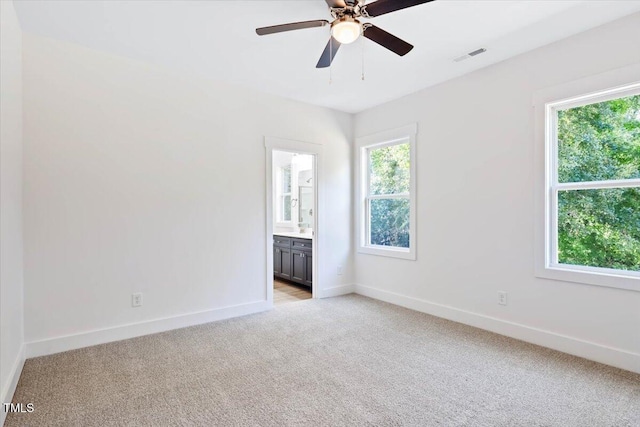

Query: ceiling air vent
left=454, top=48, right=487, bottom=63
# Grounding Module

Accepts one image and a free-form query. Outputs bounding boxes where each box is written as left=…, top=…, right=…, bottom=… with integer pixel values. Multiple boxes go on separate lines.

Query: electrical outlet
left=337, top=265, right=343, bottom=276
left=132, top=292, right=143, bottom=307
left=497, top=291, right=507, bottom=306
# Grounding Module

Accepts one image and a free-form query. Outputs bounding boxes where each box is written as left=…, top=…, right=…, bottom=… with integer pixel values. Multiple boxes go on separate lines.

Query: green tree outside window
left=368, top=143, right=410, bottom=248
left=557, top=95, right=640, bottom=272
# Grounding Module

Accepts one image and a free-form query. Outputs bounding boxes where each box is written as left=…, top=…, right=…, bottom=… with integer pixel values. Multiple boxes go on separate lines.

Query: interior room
left=1, top=0, right=639, bottom=425
left=272, top=150, right=314, bottom=304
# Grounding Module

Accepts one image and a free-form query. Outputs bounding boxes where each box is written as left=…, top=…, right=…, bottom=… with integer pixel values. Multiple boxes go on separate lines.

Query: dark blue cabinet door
left=291, top=250, right=306, bottom=284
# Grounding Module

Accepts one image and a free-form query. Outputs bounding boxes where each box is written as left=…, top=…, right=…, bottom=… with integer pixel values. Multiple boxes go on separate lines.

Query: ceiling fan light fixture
left=331, top=17, right=361, bottom=44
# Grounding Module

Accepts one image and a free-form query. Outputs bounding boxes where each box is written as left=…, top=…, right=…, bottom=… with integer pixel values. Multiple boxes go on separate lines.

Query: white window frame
left=356, top=124, right=417, bottom=260
left=534, top=66, right=640, bottom=292
left=275, top=164, right=293, bottom=226
left=273, top=164, right=294, bottom=227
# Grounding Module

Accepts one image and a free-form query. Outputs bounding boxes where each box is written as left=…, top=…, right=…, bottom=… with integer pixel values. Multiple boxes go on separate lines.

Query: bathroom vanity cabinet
left=273, top=235, right=312, bottom=288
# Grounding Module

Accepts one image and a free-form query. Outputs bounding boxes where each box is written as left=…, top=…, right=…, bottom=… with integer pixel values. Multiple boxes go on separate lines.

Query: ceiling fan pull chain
left=361, top=34, right=365, bottom=81
left=329, top=34, right=333, bottom=85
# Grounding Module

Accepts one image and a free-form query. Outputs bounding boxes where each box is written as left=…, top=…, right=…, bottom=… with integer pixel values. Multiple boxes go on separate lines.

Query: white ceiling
left=13, top=0, right=640, bottom=113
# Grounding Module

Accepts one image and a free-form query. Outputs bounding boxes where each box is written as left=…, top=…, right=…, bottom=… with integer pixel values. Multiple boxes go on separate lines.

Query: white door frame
left=265, top=137, right=323, bottom=306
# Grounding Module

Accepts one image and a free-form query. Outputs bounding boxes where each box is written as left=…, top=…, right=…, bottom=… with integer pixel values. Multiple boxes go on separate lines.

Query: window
left=277, top=165, right=292, bottom=223
left=357, top=124, right=416, bottom=260
left=539, top=82, right=640, bottom=290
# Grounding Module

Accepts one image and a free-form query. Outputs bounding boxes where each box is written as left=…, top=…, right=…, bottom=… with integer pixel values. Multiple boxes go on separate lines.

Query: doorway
left=272, top=151, right=314, bottom=305
left=265, top=138, right=321, bottom=307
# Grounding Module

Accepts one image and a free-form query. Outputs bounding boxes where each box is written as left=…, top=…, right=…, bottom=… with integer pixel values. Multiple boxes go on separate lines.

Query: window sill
left=358, top=245, right=416, bottom=260
left=535, top=264, right=640, bottom=292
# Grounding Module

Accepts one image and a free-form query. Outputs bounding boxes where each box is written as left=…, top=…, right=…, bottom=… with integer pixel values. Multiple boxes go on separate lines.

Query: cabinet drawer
left=273, top=236, right=291, bottom=247
left=292, top=239, right=312, bottom=250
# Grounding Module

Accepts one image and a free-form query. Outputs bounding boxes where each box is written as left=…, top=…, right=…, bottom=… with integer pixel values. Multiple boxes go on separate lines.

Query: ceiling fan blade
left=256, top=20, right=329, bottom=36
left=363, top=25, right=413, bottom=56
left=364, top=0, right=435, bottom=17
left=325, top=0, right=347, bottom=7
left=316, top=37, right=342, bottom=68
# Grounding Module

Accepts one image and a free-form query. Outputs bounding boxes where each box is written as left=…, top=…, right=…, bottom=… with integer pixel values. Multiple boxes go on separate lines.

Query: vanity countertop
left=274, top=232, right=313, bottom=240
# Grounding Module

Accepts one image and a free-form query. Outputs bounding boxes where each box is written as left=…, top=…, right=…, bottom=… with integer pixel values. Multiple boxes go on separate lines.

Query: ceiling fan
left=256, top=0, right=435, bottom=68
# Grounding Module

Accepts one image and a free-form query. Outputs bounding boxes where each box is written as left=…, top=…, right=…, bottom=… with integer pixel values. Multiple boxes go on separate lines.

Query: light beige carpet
left=7, top=295, right=640, bottom=426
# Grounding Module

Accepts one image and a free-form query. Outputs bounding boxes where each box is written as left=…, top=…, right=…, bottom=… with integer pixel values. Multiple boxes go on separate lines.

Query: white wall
left=22, top=34, right=353, bottom=351
left=0, top=0, right=25, bottom=413
left=354, top=13, right=640, bottom=371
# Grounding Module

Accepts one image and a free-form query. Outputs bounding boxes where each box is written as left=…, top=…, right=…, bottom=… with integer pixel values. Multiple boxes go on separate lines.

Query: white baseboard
left=321, top=284, right=355, bottom=298
left=26, top=300, right=271, bottom=359
left=354, top=284, right=640, bottom=374
left=1, top=343, right=26, bottom=427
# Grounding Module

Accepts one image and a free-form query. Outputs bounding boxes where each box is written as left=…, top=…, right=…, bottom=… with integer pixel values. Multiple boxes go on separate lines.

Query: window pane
left=369, top=143, right=410, bottom=195
left=283, top=195, right=291, bottom=221
left=369, top=198, right=410, bottom=248
left=558, top=187, right=640, bottom=272
left=557, top=95, right=640, bottom=183
left=281, top=166, right=291, bottom=193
